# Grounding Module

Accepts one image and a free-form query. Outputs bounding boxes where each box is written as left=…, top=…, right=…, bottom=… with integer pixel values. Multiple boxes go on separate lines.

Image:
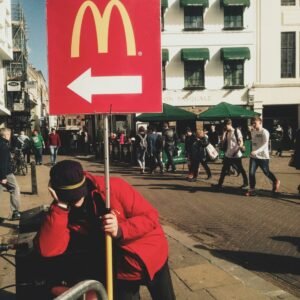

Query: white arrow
left=67, top=68, right=143, bottom=103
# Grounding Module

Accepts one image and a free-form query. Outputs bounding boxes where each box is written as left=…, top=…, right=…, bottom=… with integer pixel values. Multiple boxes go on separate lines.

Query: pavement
left=0, top=153, right=299, bottom=300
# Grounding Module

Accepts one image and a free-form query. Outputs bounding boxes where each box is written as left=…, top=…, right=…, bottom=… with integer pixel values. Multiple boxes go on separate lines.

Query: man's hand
left=1, top=179, right=7, bottom=185
left=251, top=151, right=256, bottom=157
left=102, top=212, right=119, bottom=238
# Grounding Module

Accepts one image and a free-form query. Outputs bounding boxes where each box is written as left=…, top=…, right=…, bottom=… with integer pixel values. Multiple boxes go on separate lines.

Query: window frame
left=184, top=6, right=204, bottom=31
left=281, top=0, right=296, bottom=6
left=223, top=6, right=244, bottom=30
left=281, top=32, right=296, bottom=78
left=161, top=7, right=166, bottom=32
left=184, top=61, right=205, bottom=90
left=223, top=60, right=245, bottom=89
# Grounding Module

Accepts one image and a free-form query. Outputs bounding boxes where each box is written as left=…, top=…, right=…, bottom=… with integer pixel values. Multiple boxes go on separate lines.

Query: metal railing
left=54, top=280, right=108, bottom=300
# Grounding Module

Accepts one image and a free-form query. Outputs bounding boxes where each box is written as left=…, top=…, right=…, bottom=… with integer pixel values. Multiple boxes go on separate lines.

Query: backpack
left=222, top=129, right=245, bottom=153
left=138, top=134, right=147, bottom=150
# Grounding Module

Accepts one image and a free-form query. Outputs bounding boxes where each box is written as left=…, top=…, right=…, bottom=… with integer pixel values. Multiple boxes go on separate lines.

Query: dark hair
left=138, top=126, right=145, bottom=133
left=251, top=116, right=262, bottom=123
left=224, top=119, right=232, bottom=126
left=185, top=127, right=191, bottom=133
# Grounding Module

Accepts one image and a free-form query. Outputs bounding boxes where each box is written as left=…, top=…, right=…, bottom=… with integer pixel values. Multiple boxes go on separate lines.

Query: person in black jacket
left=0, top=128, right=21, bottom=220
left=162, top=122, right=178, bottom=172
left=189, top=130, right=212, bottom=182
left=184, top=127, right=196, bottom=178
left=189, top=130, right=211, bottom=181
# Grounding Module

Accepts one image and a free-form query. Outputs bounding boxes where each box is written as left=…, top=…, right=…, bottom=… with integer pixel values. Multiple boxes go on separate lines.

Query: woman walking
left=31, top=130, right=45, bottom=165
left=135, top=126, right=147, bottom=174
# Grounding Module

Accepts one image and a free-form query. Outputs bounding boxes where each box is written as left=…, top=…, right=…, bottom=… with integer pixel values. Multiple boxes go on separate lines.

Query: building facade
left=162, top=0, right=255, bottom=123
left=251, top=0, right=300, bottom=131
left=0, top=0, right=13, bottom=127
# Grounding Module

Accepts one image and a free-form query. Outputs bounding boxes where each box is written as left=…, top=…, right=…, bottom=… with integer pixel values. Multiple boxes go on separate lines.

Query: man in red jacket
left=35, top=160, right=175, bottom=300
left=48, top=128, right=61, bottom=165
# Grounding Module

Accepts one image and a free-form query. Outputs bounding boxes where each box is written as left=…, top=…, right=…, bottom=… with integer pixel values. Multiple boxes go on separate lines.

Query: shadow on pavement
left=0, top=289, right=15, bottom=300
left=194, top=243, right=300, bottom=276
left=272, top=236, right=300, bottom=252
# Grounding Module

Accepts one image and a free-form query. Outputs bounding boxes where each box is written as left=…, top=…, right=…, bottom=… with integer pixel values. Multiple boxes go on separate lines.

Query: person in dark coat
left=0, top=128, right=21, bottom=220
left=294, top=129, right=300, bottom=170
left=189, top=130, right=212, bottom=182
left=184, top=127, right=196, bottom=178
left=147, top=126, right=163, bottom=174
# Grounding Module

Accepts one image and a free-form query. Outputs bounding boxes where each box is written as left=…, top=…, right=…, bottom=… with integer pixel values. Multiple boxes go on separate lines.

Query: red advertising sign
left=47, top=0, right=162, bottom=115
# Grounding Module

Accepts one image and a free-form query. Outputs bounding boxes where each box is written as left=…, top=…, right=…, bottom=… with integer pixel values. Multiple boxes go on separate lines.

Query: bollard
left=31, top=162, right=38, bottom=195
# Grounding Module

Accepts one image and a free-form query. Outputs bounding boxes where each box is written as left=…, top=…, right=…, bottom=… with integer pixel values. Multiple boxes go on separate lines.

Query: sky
left=18, top=0, right=48, bottom=80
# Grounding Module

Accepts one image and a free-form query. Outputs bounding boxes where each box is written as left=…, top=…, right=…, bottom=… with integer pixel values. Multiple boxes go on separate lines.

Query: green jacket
left=31, top=134, right=44, bottom=149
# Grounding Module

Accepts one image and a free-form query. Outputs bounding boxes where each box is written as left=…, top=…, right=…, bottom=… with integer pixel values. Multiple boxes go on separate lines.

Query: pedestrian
left=0, top=128, right=21, bottom=221
left=35, top=160, right=175, bottom=300
left=83, top=131, right=89, bottom=156
left=208, top=125, right=219, bottom=148
left=17, top=130, right=31, bottom=164
left=147, top=126, right=164, bottom=174
left=214, top=119, right=248, bottom=189
left=48, top=128, right=61, bottom=166
left=275, top=124, right=284, bottom=157
left=189, top=130, right=212, bottom=182
left=135, top=126, right=147, bottom=174
left=31, top=130, right=45, bottom=165
left=184, top=127, right=196, bottom=178
left=245, top=117, right=280, bottom=196
left=294, top=128, right=300, bottom=170
left=162, top=122, right=178, bottom=173
left=287, top=125, right=294, bottom=150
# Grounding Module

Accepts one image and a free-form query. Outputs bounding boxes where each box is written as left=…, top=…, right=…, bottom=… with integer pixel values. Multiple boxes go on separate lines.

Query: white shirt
left=224, top=128, right=243, bottom=158
left=251, top=128, right=270, bottom=159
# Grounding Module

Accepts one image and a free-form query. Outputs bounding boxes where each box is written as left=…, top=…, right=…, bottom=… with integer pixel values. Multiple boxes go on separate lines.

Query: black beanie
left=50, top=160, right=87, bottom=203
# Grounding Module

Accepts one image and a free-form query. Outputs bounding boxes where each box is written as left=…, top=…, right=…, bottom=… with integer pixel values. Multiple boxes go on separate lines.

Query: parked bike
left=12, top=148, right=28, bottom=176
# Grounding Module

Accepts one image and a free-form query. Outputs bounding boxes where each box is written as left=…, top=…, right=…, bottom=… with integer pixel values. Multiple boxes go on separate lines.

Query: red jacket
left=48, top=133, right=61, bottom=147
left=35, top=173, right=168, bottom=281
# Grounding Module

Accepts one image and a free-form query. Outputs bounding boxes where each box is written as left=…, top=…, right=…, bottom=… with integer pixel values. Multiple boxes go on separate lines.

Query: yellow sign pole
left=104, top=114, right=113, bottom=300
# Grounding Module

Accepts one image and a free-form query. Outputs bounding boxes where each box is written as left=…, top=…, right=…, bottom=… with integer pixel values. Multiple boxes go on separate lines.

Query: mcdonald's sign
left=47, top=0, right=162, bottom=115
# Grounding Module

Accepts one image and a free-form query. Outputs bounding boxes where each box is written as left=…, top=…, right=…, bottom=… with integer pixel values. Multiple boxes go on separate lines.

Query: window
left=162, top=63, right=166, bottom=90
left=184, top=7, right=203, bottom=31
left=161, top=8, right=165, bottom=31
left=281, top=32, right=296, bottom=78
left=224, top=60, right=244, bottom=88
left=281, top=0, right=296, bottom=5
left=224, top=6, right=243, bottom=29
left=184, top=61, right=205, bottom=89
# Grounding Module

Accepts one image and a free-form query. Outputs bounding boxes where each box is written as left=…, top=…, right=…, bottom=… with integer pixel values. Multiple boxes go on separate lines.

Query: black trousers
left=149, top=152, right=163, bottom=173
left=218, top=157, right=248, bottom=186
left=116, top=262, right=176, bottom=300
left=192, top=159, right=211, bottom=178
left=165, top=146, right=176, bottom=171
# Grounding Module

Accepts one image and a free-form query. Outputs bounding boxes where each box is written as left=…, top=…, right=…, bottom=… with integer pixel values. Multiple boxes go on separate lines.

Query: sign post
left=47, top=1, right=162, bottom=298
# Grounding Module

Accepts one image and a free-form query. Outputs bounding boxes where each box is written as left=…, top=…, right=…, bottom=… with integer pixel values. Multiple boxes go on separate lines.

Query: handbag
left=206, top=143, right=218, bottom=161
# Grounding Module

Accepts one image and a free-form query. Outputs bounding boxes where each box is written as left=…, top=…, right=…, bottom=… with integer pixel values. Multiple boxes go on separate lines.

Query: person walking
left=184, top=127, right=196, bottom=178
left=294, top=128, right=300, bottom=170
left=147, top=126, right=164, bottom=174
left=214, top=119, right=248, bottom=189
left=35, top=160, right=175, bottom=300
left=246, top=117, right=280, bottom=196
left=0, top=128, right=21, bottom=221
left=48, top=128, right=61, bottom=166
left=189, top=130, right=212, bottom=182
left=17, top=130, right=31, bottom=164
left=162, top=122, right=178, bottom=173
left=31, top=130, right=45, bottom=165
left=275, top=124, right=284, bottom=157
left=135, top=126, right=147, bottom=174
left=208, top=125, right=219, bottom=148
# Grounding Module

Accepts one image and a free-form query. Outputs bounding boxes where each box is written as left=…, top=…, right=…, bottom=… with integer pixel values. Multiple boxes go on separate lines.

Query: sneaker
left=273, top=180, right=280, bottom=193
left=11, top=210, right=21, bottom=221
left=245, top=190, right=257, bottom=197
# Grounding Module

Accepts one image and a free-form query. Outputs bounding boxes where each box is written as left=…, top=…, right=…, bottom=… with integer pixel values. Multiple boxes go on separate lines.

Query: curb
left=163, top=225, right=298, bottom=300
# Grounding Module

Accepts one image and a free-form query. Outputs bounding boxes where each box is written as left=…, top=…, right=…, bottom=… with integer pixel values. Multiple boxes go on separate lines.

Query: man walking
left=31, top=130, right=45, bottom=165
left=246, top=117, right=280, bottom=196
left=214, top=119, right=248, bottom=189
left=147, top=126, right=164, bottom=174
left=163, top=122, right=178, bottom=173
left=48, top=128, right=61, bottom=165
left=0, top=128, right=21, bottom=220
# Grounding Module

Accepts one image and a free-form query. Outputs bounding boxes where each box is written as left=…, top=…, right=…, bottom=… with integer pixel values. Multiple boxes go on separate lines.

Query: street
left=0, top=154, right=300, bottom=299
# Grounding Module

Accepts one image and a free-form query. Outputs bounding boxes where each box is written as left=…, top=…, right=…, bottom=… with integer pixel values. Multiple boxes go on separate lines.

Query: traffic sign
left=47, top=0, right=162, bottom=115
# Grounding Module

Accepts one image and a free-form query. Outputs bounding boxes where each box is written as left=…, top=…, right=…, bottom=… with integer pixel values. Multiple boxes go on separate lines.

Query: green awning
left=181, top=48, right=210, bottom=61
left=180, top=0, right=209, bottom=8
left=162, top=49, right=169, bottom=62
left=221, top=47, right=250, bottom=60
left=161, top=0, right=169, bottom=8
left=220, top=0, right=250, bottom=7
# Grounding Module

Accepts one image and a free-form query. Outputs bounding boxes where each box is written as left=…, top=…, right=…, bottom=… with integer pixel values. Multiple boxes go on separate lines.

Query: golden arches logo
left=71, top=0, right=136, bottom=58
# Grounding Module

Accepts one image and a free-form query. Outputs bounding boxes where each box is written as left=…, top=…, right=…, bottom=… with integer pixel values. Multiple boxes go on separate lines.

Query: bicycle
left=12, top=148, right=28, bottom=176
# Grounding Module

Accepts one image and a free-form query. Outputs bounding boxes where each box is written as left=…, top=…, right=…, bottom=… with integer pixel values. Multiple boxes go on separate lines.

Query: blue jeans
left=50, top=146, right=59, bottom=164
left=34, top=147, right=43, bottom=164
left=249, top=158, right=277, bottom=189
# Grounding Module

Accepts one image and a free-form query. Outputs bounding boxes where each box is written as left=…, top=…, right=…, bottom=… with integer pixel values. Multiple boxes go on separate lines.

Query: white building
left=251, top=0, right=300, bottom=131
left=162, top=0, right=255, bottom=128
left=0, top=0, right=13, bottom=126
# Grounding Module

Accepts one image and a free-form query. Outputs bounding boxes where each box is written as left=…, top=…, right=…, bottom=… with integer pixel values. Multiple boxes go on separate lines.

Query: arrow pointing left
left=67, top=68, right=143, bottom=103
